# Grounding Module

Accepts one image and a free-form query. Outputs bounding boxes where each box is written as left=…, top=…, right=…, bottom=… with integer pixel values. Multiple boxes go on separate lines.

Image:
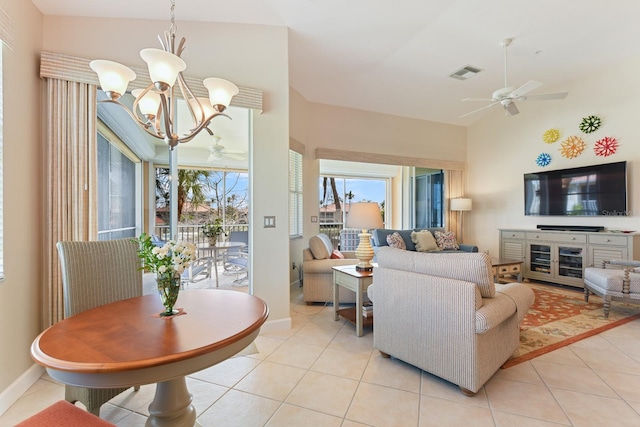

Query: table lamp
left=345, top=202, right=384, bottom=271
left=450, top=197, right=472, bottom=243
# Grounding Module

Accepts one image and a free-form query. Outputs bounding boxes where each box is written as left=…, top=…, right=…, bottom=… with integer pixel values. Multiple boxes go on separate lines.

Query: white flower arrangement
left=135, top=233, right=197, bottom=275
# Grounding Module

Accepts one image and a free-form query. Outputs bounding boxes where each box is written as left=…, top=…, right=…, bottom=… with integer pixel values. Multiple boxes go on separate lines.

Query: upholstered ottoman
left=584, top=260, right=640, bottom=318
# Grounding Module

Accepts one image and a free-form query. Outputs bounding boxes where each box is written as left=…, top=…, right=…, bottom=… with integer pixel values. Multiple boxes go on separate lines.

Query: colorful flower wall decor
left=559, top=135, right=586, bottom=159
left=536, top=153, right=552, bottom=167
left=542, top=129, right=560, bottom=143
left=594, top=136, right=618, bottom=157
left=579, top=115, right=602, bottom=134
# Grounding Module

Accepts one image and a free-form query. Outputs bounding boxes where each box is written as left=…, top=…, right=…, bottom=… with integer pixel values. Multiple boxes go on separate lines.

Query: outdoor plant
left=203, top=217, right=226, bottom=239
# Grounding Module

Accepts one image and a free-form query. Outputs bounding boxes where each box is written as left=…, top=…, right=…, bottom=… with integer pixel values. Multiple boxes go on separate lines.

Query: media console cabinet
left=499, top=228, right=640, bottom=288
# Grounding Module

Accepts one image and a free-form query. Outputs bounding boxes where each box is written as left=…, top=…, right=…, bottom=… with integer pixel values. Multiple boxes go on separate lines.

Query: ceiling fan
left=207, top=136, right=246, bottom=162
left=460, top=38, right=568, bottom=118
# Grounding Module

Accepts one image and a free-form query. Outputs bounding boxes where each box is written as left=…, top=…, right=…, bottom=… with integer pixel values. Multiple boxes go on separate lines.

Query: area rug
left=501, top=282, right=640, bottom=368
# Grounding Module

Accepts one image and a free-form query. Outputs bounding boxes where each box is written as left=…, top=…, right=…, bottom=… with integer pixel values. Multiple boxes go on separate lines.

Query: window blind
left=289, top=150, right=303, bottom=237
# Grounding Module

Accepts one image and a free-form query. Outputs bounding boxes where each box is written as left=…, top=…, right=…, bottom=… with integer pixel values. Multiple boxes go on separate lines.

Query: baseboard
left=0, top=364, right=45, bottom=416
left=260, top=316, right=292, bottom=334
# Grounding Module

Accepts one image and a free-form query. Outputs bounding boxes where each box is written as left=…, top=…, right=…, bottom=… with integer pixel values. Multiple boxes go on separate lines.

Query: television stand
left=499, top=228, right=640, bottom=289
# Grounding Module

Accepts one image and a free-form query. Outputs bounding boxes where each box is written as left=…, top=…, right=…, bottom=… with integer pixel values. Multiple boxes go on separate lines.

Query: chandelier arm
left=176, top=37, right=186, bottom=57
left=175, top=112, right=232, bottom=145
left=176, top=73, right=206, bottom=128
left=158, top=93, right=178, bottom=147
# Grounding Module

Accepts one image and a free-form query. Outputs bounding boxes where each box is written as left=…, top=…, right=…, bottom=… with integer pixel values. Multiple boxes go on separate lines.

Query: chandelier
left=89, top=0, right=238, bottom=149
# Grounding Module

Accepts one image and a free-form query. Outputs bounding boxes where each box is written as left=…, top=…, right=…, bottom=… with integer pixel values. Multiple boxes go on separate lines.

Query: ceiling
left=32, top=0, right=640, bottom=127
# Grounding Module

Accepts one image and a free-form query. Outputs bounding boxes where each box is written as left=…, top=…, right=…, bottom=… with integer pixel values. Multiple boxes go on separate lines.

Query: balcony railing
left=154, top=224, right=249, bottom=245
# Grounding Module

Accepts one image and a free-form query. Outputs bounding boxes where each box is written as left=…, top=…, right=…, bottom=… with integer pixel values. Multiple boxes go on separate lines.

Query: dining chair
left=56, top=239, right=142, bottom=416
left=223, top=231, right=249, bottom=283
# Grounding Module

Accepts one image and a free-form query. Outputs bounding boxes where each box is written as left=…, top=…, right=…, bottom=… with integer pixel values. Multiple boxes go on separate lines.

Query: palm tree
left=156, top=168, right=213, bottom=221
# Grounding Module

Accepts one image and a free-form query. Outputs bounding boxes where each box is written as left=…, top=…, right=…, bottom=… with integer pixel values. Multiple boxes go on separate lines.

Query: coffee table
left=491, top=258, right=523, bottom=283
left=332, top=265, right=374, bottom=337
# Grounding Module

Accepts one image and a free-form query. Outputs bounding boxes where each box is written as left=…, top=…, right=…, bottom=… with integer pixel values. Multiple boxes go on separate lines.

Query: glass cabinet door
left=558, top=246, right=584, bottom=279
left=530, top=244, right=552, bottom=276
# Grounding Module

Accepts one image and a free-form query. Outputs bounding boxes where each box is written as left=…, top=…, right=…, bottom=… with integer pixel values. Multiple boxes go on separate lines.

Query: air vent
left=449, top=65, right=483, bottom=80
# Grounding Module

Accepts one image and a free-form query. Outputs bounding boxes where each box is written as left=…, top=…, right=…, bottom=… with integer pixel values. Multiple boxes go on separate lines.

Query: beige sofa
left=368, top=247, right=534, bottom=395
left=302, top=234, right=359, bottom=303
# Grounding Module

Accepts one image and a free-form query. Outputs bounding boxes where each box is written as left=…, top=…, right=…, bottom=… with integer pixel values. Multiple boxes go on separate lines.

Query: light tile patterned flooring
left=4, top=278, right=640, bottom=426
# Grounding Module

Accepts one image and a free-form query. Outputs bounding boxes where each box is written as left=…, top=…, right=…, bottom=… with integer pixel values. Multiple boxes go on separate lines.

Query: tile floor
left=4, top=280, right=640, bottom=426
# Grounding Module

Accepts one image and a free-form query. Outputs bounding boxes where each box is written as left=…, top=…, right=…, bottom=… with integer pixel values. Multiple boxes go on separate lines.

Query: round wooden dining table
left=31, top=289, right=268, bottom=427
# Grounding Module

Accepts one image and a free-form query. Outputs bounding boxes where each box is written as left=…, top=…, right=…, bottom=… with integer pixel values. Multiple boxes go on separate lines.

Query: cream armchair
left=302, top=234, right=359, bottom=303
left=368, top=248, right=534, bottom=395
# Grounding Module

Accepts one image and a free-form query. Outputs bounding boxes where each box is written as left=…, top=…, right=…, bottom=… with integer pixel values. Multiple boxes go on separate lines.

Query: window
left=414, top=168, right=444, bottom=228
left=97, top=130, right=139, bottom=240
left=289, top=150, right=303, bottom=237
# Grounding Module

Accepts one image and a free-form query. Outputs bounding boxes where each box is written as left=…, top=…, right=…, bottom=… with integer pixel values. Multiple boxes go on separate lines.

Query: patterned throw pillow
left=434, top=231, right=459, bottom=250
left=386, top=232, right=407, bottom=250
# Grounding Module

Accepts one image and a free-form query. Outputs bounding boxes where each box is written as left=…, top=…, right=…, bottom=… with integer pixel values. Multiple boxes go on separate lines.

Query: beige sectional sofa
left=302, top=234, right=359, bottom=303
left=368, top=247, right=534, bottom=394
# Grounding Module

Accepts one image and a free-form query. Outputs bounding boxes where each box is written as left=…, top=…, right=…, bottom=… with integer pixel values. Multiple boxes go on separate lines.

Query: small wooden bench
left=15, top=400, right=116, bottom=427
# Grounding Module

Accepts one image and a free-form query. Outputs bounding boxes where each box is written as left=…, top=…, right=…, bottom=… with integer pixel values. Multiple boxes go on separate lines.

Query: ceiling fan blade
left=524, top=92, right=569, bottom=101
left=508, top=80, right=543, bottom=99
left=504, top=101, right=519, bottom=116
left=226, top=153, right=246, bottom=161
left=461, top=97, right=495, bottom=102
left=459, top=102, right=499, bottom=118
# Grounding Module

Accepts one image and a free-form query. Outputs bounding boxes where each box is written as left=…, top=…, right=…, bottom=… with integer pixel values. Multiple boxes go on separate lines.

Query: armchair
left=368, top=248, right=534, bottom=395
left=584, top=259, right=640, bottom=318
left=302, top=234, right=359, bottom=303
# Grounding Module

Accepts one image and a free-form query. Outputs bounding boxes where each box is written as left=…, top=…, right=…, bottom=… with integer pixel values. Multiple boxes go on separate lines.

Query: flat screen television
left=524, top=161, right=627, bottom=216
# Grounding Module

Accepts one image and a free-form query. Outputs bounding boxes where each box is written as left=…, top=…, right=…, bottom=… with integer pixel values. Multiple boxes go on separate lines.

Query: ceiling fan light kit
left=460, top=38, right=568, bottom=118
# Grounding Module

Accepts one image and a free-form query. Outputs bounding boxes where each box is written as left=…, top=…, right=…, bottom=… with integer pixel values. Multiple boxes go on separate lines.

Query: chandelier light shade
left=204, top=77, right=240, bottom=112
left=345, top=202, right=384, bottom=272
left=89, top=0, right=239, bottom=149
left=139, top=48, right=186, bottom=89
left=131, top=89, right=161, bottom=117
left=89, top=60, right=137, bottom=99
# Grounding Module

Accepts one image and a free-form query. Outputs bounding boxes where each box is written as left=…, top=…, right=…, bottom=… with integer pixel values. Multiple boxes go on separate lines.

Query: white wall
left=40, top=16, right=292, bottom=329
left=467, top=57, right=640, bottom=256
left=0, top=0, right=44, bottom=410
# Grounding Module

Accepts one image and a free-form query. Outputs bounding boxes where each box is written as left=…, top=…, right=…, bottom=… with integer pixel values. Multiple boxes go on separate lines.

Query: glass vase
left=156, top=271, right=181, bottom=316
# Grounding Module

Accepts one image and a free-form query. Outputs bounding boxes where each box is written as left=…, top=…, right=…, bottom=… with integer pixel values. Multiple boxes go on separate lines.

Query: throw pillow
left=434, top=231, right=459, bottom=251
left=411, top=230, right=439, bottom=252
left=386, top=232, right=407, bottom=250
left=330, top=249, right=345, bottom=259
left=309, top=234, right=333, bottom=259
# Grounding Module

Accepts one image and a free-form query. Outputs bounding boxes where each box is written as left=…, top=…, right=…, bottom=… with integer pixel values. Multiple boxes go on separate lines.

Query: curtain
left=43, top=78, right=97, bottom=327
left=445, top=169, right=465, bottom=241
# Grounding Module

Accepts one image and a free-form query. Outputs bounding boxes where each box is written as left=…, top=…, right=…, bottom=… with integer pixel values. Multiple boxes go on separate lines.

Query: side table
left=491, top=258, right=523, bottom=283
left=332, top=265, right=374, bottom=337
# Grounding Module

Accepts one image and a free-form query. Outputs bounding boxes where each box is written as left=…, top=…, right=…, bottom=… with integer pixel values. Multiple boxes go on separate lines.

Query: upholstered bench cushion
left=584, top=267, right=640, bottom=298
left=16, top=400, right=116, bottom=427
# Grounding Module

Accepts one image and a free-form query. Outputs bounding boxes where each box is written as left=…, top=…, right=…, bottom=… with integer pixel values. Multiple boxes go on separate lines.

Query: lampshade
left=346, top=202, right=384, bottom=230
left=89, top=60, right=136, bottom=97
left=450, top=198, right=472, bottom=211
left=140, top=48, right=186, bottom=88
left=188, top=97, right=217, bottom=123
left=203, top=78, right=240, bottom=111
left=132, top=89, right=161, bottom=116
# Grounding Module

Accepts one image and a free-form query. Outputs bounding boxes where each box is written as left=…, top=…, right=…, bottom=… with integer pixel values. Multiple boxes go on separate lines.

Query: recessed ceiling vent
left=449, top=65, right=483, bottom=80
